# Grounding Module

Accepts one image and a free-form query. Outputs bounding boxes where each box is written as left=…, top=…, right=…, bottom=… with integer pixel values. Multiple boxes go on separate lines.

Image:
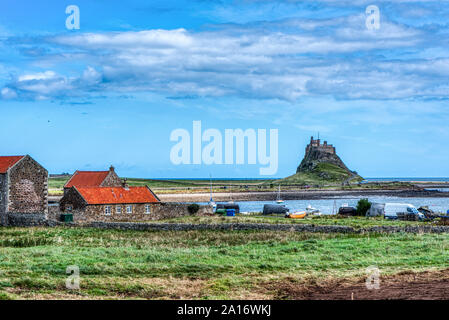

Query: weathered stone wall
left=82, top=222, right=449, bottom=234
left=7, top=213, right=48, bottom=226
left=100, top=170, right=123, bottom=187
left=50, top=202, right=213, bottom=223
left=8, top=156, right=48, bottom=215
left=59, top=187, right=86, bottom=211
left=0, top=173, right=7, bottom=225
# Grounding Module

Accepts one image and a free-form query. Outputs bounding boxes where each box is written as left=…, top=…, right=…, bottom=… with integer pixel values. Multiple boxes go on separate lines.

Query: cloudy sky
left=1, top=0, right=449, bottom=178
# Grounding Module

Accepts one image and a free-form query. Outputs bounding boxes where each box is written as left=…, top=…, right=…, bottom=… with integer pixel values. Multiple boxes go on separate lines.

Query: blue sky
left=1, top=0, right=449, bottom=178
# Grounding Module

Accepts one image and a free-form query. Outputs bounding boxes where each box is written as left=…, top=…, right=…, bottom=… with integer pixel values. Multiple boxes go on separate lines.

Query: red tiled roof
left=0, top=156, right=25, bottom=173
left=75, top=186, right=160, bottom=205
left=64, top=171, right=110, bottom=188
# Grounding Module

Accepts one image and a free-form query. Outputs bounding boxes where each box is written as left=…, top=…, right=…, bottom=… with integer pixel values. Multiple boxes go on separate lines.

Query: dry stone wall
left=49, top=202, right=213, bottom=223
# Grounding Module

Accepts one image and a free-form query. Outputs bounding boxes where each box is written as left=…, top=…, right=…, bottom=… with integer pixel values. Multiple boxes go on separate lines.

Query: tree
left=356, top=198, right=371, bottom=216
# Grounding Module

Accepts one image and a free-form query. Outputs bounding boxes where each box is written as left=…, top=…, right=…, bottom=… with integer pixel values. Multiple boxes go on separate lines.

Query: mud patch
left=266, top=269, right=449, bottom=300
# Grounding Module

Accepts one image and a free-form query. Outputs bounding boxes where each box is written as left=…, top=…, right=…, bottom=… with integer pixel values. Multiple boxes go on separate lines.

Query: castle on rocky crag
left=297, top=135, right=355, bottom=175
left=305, top=136, right=336, bottom=155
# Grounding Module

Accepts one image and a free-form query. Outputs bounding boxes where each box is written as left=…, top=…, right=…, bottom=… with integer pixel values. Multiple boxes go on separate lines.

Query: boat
left=305, top=204, right=322, bottom=216
left=208, top=174, right=217, bottom=209
left=276, top=185, right=284, bottom=204
left=286, top=211, right=307, bottom=219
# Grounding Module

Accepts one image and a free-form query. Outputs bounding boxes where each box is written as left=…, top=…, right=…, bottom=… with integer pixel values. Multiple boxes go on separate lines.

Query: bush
left=356, top=198, right=371, bottom=216
left=187, top=204, right=200, bottom=215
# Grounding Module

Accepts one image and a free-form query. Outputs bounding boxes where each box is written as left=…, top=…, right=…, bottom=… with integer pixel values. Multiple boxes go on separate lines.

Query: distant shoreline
left=49, top=175, right=449, bottom=183
left=157, top=189, right=449, bottom=203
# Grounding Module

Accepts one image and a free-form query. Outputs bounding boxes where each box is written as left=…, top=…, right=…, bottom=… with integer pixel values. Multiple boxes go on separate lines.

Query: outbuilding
left=0, top=155, right=48, bottom=226
left=60, top=185, right=161, bottom=222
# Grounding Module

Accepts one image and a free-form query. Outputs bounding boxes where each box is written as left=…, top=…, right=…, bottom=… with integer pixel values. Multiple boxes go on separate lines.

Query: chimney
left=122, top=178, right=129, bottom=190
left=109, top=165, right=115, bottom=172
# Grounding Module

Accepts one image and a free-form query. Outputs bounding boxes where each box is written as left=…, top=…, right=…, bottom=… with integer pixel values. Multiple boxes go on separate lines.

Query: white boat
left=209, top=175, right=217, bottom=209
left=276, top=185, right=284, bottom=204
left=306, top=204, right=322, bottom=216
left=209, top=200, right=217, bottom=209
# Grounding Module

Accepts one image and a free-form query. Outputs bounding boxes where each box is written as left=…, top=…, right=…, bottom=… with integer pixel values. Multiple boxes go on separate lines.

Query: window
left=126, top=205, right=133, bottom=214
left=66, top=205, right=73, bottom=212
left=145, top=205, right=151, bottom=214
left=116, top=206, right=122, bottom=214
left=105, top=206, right=112, bottom=215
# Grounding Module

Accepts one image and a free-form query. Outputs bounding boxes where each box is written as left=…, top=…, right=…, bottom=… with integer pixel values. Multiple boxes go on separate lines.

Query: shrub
left=356, top=198, right=371, bottom=216
left=187, top=204, right=200, bottom=215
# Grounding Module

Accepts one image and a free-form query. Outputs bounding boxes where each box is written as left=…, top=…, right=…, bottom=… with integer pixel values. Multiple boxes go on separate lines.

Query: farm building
left=63, top=166, right=122, bottom=195
left=59, top=185, right=163, bottom=222
left=0, top=155, right=48, bottom=226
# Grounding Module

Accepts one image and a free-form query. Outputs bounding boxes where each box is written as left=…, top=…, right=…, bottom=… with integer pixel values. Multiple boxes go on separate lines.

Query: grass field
left=274, top=163, right=363, bottom=186
left=48, top=176, right=275, bottom=196
left=0, top=225, right=448, bottom=300
left=148, top=214, right=441, bottom=228
left=47, top=175, right=417, bottom=197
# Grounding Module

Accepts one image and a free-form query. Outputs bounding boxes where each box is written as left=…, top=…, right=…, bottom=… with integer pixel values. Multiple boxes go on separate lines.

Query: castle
left=305, top=136, right=336, bottom=155
left=297, top=135, right=357, bottom=176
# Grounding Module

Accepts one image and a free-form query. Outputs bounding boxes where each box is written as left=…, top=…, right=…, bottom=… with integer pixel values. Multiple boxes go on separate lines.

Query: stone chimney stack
left=122, top=177, right=129, bottom=190
left=109, top=165, right=115, bottom=172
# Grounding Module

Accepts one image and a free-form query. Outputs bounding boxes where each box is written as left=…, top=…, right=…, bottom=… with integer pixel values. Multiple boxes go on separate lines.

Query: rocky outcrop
left=297, top=148, right=352, bottom=173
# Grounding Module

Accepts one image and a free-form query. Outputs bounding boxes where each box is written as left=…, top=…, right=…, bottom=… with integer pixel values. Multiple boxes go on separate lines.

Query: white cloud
left=18, top=71, right=57, bottom=82
left=1, top=87, right=17, bottom=99
left=2, top=13, right=449, bottom=101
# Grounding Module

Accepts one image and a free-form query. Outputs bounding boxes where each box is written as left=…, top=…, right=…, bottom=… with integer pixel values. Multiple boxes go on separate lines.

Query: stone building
left=305, top=136, right=336, bottom=155
left=63, top=166, right=122, bottom=195
left=0, top=155, right=48, bottom=226
left=59, top=185, right=165, bottom=222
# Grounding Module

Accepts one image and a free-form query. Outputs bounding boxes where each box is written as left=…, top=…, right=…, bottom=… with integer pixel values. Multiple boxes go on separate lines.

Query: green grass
left=47, top=175, right=416, bottom=195
left=150, top=214, right=439, bottom=228
left=48, top=177, right=70, bottom=189
left=275, top=163, right=363, bottom=186
left=0, top=226, right=448, bottom=299
left=47, top=176, right=272, bottom=195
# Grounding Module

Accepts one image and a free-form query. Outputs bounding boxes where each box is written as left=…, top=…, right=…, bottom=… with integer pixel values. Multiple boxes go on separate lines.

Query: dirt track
left=268, top=269, right=449, bottom=300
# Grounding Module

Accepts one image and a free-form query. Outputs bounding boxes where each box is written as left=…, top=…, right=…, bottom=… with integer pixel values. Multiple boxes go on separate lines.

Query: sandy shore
left=158, top=189, right=448, bottom=202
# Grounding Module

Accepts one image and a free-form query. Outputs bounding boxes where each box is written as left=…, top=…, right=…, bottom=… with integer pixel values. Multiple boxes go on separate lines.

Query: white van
left=384, top=203, right=424, bottom=220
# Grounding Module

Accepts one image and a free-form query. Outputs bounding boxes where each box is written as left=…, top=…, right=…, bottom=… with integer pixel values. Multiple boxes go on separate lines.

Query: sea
left=182, top=177, right=449, bottom=214
left=364, top=178, right=449, bottom=183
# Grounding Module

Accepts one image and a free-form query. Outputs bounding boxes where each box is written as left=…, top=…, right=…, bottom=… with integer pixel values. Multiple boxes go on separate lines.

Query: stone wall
left=101, top=169, right=123, bottom=187
left=8, top=156, right=48, bottom=215
left=81, top=222, right=449, bottom=234
left=49, top=202, right=213, bottom=223
left=0, top=174, right=6, bottom=225
left=7, top=213, right=48, bottom=227
left=59, top=187, right=86, bottom=211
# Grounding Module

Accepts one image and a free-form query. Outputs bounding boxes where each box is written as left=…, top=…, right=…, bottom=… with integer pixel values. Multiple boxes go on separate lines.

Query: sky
left=1, top=0, right=449, bottom=178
